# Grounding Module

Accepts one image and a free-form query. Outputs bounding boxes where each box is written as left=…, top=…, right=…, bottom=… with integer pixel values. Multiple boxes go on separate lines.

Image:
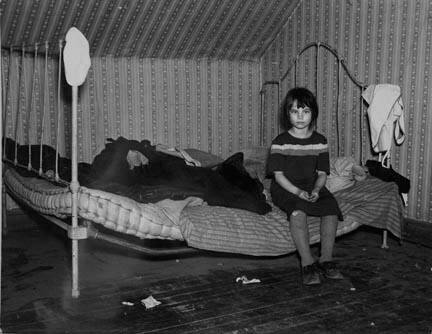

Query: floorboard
left=1, top=212, right=432, bottom=333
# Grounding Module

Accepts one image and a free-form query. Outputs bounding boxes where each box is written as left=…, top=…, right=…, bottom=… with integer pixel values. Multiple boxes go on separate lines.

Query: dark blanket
left=2, top=137, right=82, bottom=181
left=365, top=160, right=410, bottom=194
left=4, top=137, right=271, bottom=214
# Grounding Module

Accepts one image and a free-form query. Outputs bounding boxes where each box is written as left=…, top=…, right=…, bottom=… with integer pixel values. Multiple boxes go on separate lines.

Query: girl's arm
left=274, top=171, right=310, bottom=201
left=309, top=170, right=327, bottom=202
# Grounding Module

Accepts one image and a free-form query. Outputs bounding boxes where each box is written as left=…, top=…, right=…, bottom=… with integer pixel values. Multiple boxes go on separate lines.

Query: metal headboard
left=260, top=41, right=367, bottom=165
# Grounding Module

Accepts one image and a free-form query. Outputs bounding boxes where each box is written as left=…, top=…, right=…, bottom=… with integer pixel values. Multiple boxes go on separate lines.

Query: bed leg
left=72, top=239, right=80, bottom=298
left=381, top=230, right=389, bottom=249
left=68, top=225, right=89, bottom=298
left=2, top=184, right=7, bottom=236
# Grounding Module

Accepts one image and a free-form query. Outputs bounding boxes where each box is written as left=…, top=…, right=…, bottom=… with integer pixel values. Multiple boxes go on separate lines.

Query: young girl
left=267, top=87, right=343, bottom=285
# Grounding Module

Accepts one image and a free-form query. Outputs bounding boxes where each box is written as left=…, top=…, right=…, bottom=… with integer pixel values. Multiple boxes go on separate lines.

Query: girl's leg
left=319, top=215, right=344, bottom=280
left=319, top=215, right=338, bottom=262
left=289, top=210, right=315, bottom=266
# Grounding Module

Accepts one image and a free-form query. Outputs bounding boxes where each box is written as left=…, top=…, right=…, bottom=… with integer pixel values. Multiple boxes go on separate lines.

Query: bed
left=1, top=30, right=403, bottom=298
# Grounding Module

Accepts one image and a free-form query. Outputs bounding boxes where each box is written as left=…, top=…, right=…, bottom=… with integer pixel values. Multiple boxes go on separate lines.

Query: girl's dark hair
left=280, top=87, right=319, bottom=130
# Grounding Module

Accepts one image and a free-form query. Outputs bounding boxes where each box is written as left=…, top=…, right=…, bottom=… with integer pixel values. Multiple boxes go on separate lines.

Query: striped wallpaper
left=0, top=0, right=300, bottom=60
left=2, top=52, right=261, bottom=163
left=260, top=0, right=432, bottom=222
left=2, top=0, right=431, bottom=222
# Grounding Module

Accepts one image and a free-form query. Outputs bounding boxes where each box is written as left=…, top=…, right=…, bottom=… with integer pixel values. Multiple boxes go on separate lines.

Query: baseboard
left=402, top=218, right=432, bottom=248
left=5, top=208, right=25, bottom=215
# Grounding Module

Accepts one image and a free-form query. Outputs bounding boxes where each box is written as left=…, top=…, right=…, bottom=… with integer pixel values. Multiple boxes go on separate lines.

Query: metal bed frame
left=1, top=37, right=393, bottom=303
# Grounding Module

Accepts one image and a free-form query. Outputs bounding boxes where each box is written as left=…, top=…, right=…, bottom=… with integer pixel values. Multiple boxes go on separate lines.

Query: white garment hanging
left=362, top=84, right=405, bottom=162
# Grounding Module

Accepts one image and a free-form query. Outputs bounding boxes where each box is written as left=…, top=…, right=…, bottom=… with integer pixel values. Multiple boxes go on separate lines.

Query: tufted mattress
left=4, top=168, right=184, bottom=240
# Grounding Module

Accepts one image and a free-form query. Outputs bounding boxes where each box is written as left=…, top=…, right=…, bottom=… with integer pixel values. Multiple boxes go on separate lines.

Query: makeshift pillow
left=326, top=156, right=367, bottom=193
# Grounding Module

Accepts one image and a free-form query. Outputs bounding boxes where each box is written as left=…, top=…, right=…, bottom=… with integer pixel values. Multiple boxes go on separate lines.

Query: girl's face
left=289, top=100, right=312, bottom=130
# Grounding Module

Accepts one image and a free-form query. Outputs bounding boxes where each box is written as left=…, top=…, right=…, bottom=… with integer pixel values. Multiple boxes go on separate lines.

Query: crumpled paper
left=141, top=295, right=161, bottom=309
left=235, top=275, right=261, bottom=284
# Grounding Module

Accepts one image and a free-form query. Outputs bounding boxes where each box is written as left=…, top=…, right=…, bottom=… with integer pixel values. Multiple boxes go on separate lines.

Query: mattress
left=4, top=168, right=184, bottom=240
left=4, top=167, right=403, bottom=256
left=180, top=177, right=403, bottom=256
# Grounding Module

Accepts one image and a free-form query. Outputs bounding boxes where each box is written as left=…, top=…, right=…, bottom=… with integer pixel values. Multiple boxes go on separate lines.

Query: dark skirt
left=270, top=181, right=343, bottom=221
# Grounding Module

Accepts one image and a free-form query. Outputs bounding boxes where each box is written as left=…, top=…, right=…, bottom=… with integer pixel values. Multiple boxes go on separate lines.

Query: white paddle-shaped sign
left=63, top=27, right=91, bottom=86
left=63, top=27, right=90, bottom=298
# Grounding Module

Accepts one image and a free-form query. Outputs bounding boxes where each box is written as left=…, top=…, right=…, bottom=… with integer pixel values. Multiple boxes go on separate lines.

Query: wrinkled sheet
left=180, top=177, right=403, bottom=256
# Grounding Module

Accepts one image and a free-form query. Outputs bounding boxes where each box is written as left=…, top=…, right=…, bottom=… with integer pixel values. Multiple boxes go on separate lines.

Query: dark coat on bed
left=82, top=137, right=272, bottom=214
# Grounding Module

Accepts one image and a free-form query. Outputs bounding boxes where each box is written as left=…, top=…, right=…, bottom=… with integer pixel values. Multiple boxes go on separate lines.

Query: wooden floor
left=1, top=211, right=432, bottom=333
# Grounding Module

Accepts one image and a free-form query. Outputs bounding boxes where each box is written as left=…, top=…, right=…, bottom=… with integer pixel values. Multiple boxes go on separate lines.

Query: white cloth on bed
left=156, top=144, right=201, bottom=166
left=362, top=84, right=405, bottom=159
left=127, top=150, right=149, bottom=169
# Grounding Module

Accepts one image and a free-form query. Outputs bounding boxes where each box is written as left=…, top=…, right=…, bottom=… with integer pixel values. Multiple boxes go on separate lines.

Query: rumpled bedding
left=4, top=166, right=403, bottom=255
left=3, top=138, right=403, bottom=255
left=3, top=137, right=271, bottom=214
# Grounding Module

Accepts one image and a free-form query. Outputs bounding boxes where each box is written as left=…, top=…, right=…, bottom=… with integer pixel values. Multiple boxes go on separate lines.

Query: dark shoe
left=302, top=262, right=321, bottom=285
left=318, top=261, right=344, bottom=280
